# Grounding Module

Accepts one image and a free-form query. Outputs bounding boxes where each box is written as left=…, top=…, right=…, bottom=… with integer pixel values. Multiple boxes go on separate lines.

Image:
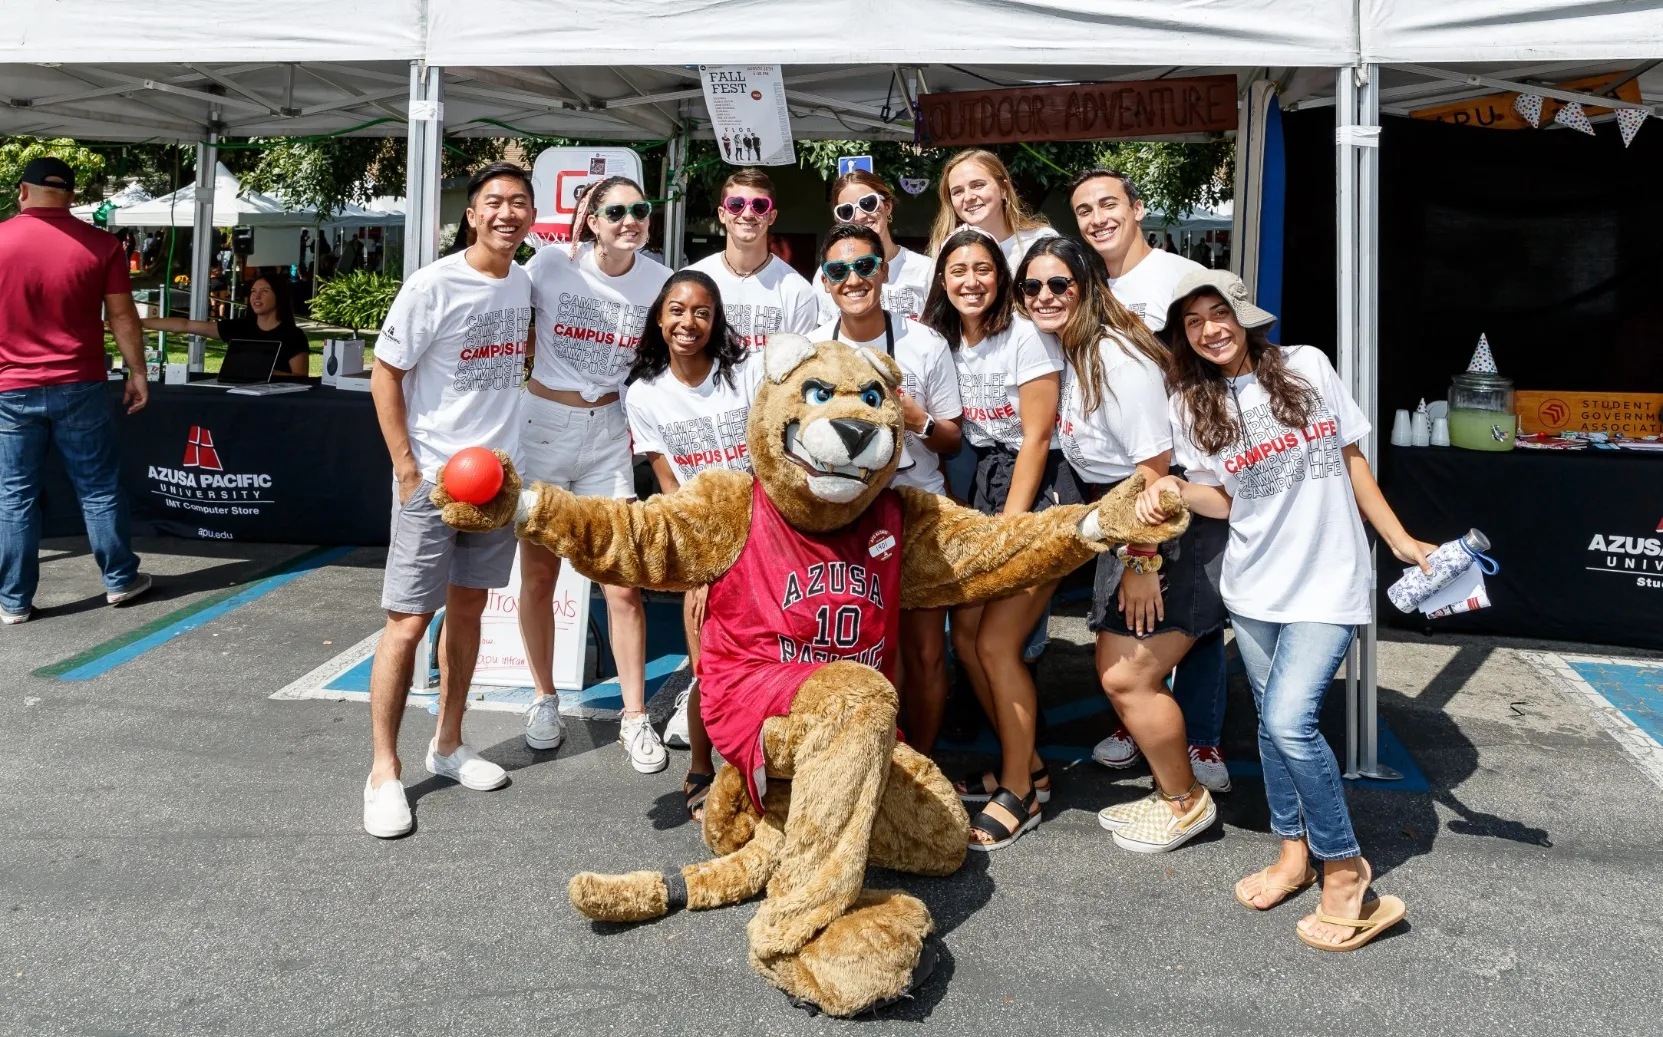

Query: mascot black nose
left=828, top=418, right=878, bottom=458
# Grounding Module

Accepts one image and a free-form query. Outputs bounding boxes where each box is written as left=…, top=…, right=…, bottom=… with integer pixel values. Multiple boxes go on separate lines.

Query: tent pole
left=188, top=113, right=219, bottom=373
left=663, top=127, right=684, bottom=268
left=403, top=61, right=445, bottom=278
left=1336, top=68, right=1361, bottom=778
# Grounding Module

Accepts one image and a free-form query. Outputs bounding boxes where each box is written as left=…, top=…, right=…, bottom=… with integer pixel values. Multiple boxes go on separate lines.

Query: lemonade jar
left=1447, top=372, right=1515, bottom=451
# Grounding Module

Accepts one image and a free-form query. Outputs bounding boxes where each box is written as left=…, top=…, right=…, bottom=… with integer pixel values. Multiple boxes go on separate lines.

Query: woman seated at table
left=140, top=272, right=310, bottom=377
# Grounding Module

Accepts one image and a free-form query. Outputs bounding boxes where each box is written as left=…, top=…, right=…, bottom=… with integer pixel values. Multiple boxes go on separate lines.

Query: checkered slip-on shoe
left=1111, top=786, right=1216, bottom=853
left=1097, top=788, right=1161, bottom=832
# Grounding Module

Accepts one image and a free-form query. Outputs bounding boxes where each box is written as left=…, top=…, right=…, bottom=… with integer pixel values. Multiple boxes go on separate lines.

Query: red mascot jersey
left=700, top=481, right=904, bottom=810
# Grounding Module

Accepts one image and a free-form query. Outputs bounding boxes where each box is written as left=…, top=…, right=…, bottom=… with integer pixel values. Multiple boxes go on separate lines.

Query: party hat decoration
left=1617, top=107, right=1649, bottom=148
left=1513, top=93, right=1544, bottom=128
left=1468, top=333, right=1498, bottom=373
left=1554, top=100, right=1597, bottom=136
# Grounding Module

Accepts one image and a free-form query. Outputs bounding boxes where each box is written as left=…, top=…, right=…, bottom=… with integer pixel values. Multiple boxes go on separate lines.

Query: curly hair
left=628, top=270, right=747, bottom=390
left=1163, top=289, right=1317, bottom=456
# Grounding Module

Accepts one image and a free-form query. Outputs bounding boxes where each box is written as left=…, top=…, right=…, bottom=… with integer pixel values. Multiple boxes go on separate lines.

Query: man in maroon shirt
left=0, top=157, right=153, bottom=624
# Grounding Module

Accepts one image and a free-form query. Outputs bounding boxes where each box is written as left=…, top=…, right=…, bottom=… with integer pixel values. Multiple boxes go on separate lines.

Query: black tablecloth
left=1379, top=446, right=1663, bottom=651
left=43, top=381, right=391, bottom=546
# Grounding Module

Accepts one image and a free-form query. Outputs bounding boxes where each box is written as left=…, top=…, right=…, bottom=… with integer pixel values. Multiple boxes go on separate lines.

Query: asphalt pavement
left=3, top=536, right=1660, bottom=1036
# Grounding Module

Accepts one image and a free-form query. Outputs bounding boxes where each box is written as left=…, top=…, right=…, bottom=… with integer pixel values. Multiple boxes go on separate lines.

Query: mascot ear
left=857, top=346, right=902, bottom=388
left=764, top=333, right=818, bottom=384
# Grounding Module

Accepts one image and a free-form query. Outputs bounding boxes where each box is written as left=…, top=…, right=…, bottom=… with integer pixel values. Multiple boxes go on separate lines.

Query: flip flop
left=1296, top=895, right=1407, bottom=951
left=1234, top=867, right=1319, bottom=911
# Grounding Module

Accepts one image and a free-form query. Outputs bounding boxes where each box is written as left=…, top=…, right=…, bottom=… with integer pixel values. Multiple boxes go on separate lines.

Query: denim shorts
left=1085, top=471, right=1228, bottom=640
left=968, top=443, right=1070, bottom=515
left=380, top=480, right=516, bottom=615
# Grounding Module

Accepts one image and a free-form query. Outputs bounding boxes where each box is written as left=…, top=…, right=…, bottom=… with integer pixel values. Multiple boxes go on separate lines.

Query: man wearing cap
left=0, top=157, right=153, bottom=625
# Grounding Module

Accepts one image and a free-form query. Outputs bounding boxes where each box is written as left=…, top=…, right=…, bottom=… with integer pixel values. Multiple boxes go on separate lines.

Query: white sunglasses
left=833, top=192, right=884, bottom=222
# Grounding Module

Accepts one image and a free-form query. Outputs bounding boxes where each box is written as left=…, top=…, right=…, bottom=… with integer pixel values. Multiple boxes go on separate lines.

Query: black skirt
left=1083, top=469, right=1228, bottom=640
left=969, top=442, right=1073, bottom=516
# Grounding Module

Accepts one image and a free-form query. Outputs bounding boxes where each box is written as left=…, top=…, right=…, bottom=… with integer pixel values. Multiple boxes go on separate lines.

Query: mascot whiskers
left=437, top=334, right=1189, bottom=1016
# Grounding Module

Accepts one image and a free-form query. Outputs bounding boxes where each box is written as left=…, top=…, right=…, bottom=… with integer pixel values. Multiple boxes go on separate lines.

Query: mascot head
left=747, top=334, right=904, bottom=533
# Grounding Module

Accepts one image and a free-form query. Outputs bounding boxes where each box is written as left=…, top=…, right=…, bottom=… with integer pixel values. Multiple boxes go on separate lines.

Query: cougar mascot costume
left=437, top=335, right=1189, bottom=1016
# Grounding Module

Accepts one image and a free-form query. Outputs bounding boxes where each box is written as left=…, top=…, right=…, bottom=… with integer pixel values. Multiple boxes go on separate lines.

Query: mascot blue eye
left=860, top=388, right=883, bottom=408
left=804, top=385, right=834, bottom=405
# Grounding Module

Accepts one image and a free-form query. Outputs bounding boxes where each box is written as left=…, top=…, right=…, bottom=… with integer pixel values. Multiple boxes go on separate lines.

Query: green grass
left=106, top=329, right=377, bottom=376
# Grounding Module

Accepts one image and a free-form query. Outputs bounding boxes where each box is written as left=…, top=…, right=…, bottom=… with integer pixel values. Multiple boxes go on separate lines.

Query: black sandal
left=684, top=771, right=715, bottom=822
left=957, top=766, right=1051, bottom=805
left=966, top=786, right=1041, bottom=852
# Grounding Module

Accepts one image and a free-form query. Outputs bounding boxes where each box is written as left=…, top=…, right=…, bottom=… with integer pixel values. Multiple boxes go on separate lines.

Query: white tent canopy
left=69, top=180, right=151, bottom=223
left=107, top=162, right=402, bottom=229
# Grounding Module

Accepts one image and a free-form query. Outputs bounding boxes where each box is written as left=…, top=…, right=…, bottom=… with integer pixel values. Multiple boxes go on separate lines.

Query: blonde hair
left=927, top=149, right=1050, bottom=257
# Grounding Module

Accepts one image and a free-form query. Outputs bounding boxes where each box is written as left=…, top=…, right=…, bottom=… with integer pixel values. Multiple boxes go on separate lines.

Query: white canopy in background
left=107, top=163, right=403, bottom=229
left=69, top=181, right=152, bottom=223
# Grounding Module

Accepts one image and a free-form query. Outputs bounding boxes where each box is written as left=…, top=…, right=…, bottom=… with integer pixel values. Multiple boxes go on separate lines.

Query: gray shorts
left=380, top=480, right=517, bottom=615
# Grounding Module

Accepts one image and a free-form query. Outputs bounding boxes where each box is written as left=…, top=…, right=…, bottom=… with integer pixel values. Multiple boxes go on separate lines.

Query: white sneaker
left=619, top=712, right=668, bottom=774
left=363, top=776, right=412, bottom=838
left=663, top=680, right=695, bottom=749
left=524, top=695, right=566, bottom=751
left=0, top=606, right=31, bottom=625
left=106, top=572, right=153, bottom=606
left=1093, top=726, right=1143, bottom=769
left=1188, top=744, right=1232, bottom=793
left=425, top=740, right=509, bottom=790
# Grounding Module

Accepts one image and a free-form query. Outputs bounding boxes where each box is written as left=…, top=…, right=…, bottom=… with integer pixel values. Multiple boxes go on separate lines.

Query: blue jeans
left=1229, top=614, right=1360, bottom=861
left=1172, top=628, right=1227, bottom=747
left=0, top=380, right=140, bottom=612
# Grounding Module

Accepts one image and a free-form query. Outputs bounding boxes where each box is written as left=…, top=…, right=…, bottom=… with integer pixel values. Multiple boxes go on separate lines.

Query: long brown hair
left=1015, top=237, right=1164, bottom=416
left=927, top=150, right=1050, bottom=257
left=1164, top=289, right=1316, bottom=455
left=919, top=229, right=1015, bottom=349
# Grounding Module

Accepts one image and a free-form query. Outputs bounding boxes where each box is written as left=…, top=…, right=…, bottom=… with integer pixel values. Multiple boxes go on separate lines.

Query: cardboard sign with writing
left=918, top=76, right=1236, bottom=147
left=1516, top=390, right=1663, bottom=435
left=1410, top=74, right=1643, bottom=130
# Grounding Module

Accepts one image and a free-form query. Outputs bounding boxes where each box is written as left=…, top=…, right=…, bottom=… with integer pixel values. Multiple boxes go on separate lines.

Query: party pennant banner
left=1513, top=93, right=1544, bottom=129
left=1555, top=100, right=1597, bottom=136
left=1617, top=107, right=1650, bottom=148
left=1468, top=333, right=1498, bottom=374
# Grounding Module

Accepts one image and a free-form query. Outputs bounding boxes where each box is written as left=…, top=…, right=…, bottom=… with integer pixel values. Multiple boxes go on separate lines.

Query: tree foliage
left=0, top=138, right=107, bottom=216
left=234, top=135, right=509, bottom=218
left=308, top=269, right=402, bottom=333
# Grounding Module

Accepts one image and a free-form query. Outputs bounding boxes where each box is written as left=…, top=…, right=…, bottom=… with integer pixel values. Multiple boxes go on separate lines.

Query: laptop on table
left=190, top=339, right=281, bottom=387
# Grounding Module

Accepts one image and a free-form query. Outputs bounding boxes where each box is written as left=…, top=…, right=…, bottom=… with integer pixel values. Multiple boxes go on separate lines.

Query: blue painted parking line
left=55, top=546, right=355, bottom=682
left=1567, top=659, right=1663, bottom=745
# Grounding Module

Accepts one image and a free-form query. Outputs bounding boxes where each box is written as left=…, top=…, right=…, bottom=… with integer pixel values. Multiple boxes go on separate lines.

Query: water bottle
left=1386, top=529, right=1492, bottom=613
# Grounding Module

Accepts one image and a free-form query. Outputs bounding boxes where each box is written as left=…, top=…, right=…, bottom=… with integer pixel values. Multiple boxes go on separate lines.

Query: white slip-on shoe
left=1092, top=726, right=1144, bottom=769
left=663, top=680, right=694, bottom=750
left=1189, top=744, right=1233, bottom=793
left=619, top=712, right=668, bottom=774
left=106, top=573, right=153, bottom=606
left=1112, top=786, right=1217, bottom=854
left=425, top=740, right=509, bottom=790
left=524, top=695, right=566, bottom=751
left=0, top=606, right=32, bottom=625
left=1097, top=788, right=1162, bottom=832
left=363, top=776, right=413, bottom=838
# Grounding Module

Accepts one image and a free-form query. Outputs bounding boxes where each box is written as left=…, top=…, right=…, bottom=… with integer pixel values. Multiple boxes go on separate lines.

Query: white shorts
left=519, top=391, right=635, bottom=499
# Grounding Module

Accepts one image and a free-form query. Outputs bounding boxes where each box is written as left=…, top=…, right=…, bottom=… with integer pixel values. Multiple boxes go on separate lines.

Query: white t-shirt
left=999, top=225, right=1060, bottom=273
left=811, top=245, right=936, bottom=324
left=626, top=353, right=765, bottom=486
left=1106, top=248, right=1205, bottom=332
left=374, top=251, right=531, bottom=482
left=1171, top=345, right=1373, bottom=624
left=688, top=252, right=818, bottom=350
left=1058, top=333, right=1174, bottom=484
left=811, top=315, right=962, bottom=493
left=524, top=243, right=670, bottom=401
left=951, top=316, right=1064, bottom=451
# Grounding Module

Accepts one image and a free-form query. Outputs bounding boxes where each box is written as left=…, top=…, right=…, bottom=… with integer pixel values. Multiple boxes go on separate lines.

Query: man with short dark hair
left=0, top=157, right=153, bottom=625
left=1069, top=168, right=1205, bottom=333
left=362, top=161, right=535, bottom=838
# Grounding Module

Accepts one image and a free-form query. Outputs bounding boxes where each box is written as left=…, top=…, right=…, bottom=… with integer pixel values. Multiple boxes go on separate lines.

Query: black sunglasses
left=832, top=192, right=884, bottom=222
left=822, top=253, right=882, bottom=284
left=599, top=201, right=652, bottom=223
left=1018, top=276, right=1076, bottom=298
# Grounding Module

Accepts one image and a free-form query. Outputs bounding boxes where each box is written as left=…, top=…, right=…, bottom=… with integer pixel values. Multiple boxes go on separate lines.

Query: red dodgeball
left=444, top=447, right=504, bottom=506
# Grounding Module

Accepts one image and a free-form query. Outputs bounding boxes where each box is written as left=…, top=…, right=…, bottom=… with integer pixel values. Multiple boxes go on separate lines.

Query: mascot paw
left=751, top=890, right=936, bottom=1017
left=568, top=870, right=672, bottom=922
left=1094, top=473, right=1190, bottom=545
left=432, top=449, right=522, bottom=533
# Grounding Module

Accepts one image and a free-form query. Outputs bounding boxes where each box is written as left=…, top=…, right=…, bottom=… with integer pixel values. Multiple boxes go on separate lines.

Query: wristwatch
left=918, top=415, right=936, bottom=439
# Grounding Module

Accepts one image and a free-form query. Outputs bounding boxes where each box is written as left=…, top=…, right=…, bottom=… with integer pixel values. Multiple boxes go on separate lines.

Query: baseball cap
left=1165, top=268, right=1276, bottom=330
left=19, top=156, right=75, bottom=190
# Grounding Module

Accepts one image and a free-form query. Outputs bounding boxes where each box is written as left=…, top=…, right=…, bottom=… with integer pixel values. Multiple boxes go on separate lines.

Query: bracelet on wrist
left=1115, top=545, right=1164, bottom=575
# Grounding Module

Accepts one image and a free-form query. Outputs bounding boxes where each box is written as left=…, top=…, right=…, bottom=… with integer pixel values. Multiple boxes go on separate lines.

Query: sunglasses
left=598, top=201, right=652, bottom=223
left=1018, top=276, right=1076, bottom=298
left=721, top=195, right=774, bottom=217
left=822, top=253, right=882, bottom=284
left=833, top=192, right=884, bottom=223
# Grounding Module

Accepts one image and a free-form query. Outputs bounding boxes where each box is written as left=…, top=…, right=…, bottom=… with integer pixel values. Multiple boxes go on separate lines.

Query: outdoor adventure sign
left=917, top=76, right=1237, bottom=147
